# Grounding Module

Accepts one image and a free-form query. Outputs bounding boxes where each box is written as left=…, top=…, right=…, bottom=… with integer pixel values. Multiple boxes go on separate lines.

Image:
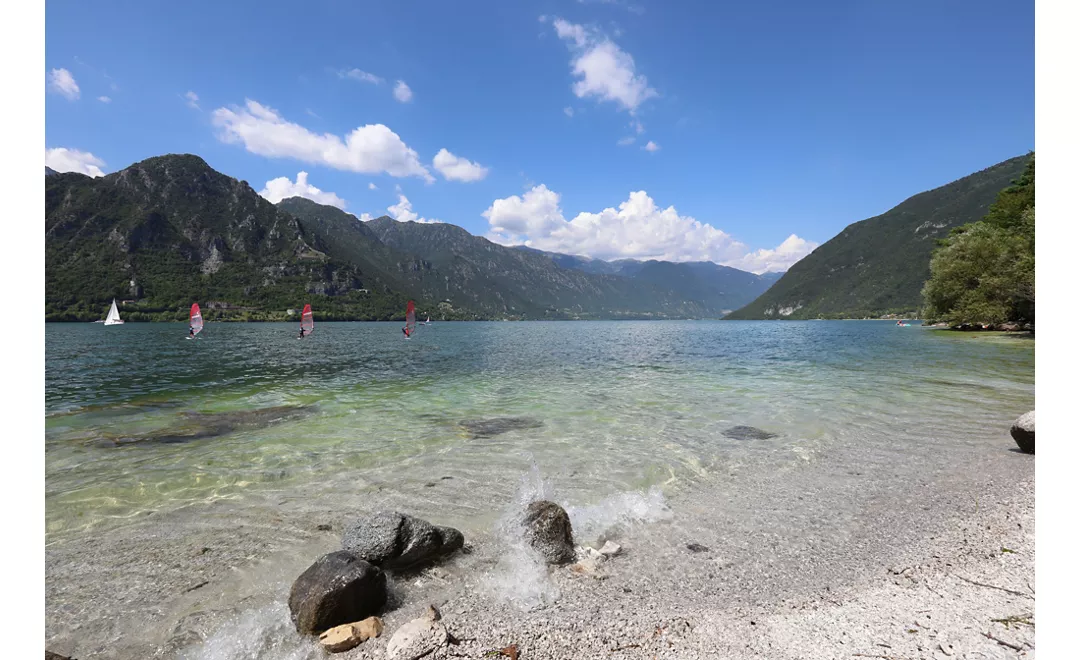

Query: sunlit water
left=45, top=321, right=1034, bottom=546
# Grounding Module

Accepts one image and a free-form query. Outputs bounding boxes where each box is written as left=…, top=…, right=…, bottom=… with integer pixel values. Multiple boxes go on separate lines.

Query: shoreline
left=46, top=421, right=1035, bottom=659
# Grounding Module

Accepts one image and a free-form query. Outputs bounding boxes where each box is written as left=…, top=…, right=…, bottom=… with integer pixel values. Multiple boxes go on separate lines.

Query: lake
left=44, top=320, right=1035, bottom=658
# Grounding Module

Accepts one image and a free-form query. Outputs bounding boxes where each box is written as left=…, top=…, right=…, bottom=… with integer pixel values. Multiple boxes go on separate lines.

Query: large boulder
left=1011, top=410, right=1035, bottom=454
left=288, top=551, right=387, bottom=635
left=523, top=500, right=575, bottom=564
left=342, top=512, right=464, bottom=571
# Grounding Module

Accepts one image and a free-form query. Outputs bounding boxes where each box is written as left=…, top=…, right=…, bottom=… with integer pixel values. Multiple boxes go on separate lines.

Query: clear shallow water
left=45, top=321, right=1034, bottom=546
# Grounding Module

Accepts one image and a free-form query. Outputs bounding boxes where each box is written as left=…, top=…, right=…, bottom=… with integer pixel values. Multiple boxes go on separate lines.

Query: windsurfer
left=402, top=326, right=409, bottom=338
left=298, top=327, right=306, bottom=338
left=188, top=325, right=195, bottom=338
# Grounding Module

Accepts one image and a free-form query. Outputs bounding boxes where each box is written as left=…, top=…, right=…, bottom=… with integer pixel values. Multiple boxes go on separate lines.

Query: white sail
left=104, top=299, right=124, bottom=325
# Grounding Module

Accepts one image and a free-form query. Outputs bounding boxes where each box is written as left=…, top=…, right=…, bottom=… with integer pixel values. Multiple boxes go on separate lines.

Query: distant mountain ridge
left=44, top=153, right=781, bottom=321
left=726, top=154, right=1032, bottom=320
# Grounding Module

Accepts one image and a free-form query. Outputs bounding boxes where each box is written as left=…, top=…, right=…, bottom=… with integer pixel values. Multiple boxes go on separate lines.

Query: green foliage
left=726, top=154, right=1031, bottom=320
left=922, top=156, right=1034, bottom=326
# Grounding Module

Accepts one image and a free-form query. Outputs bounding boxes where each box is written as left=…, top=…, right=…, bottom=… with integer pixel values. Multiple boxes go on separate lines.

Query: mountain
left=726, top=154, right=1032, bottom=320
left=364, top=217, right=710, bottom=318
left=45, top=166, right=60, bottom=177
left=45, top=154, right=405, bottom=321
left=515, top=246, right=783, bottom=313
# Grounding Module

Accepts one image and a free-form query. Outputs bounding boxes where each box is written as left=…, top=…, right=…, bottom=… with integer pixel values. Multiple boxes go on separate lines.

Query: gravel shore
left=46, top=429, right=1035, bottom=660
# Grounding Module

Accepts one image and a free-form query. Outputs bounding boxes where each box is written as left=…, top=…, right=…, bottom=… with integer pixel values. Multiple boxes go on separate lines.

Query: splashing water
left=178, top=604, right=318, bottom=660
left=565, top=486, right=673, bottom=547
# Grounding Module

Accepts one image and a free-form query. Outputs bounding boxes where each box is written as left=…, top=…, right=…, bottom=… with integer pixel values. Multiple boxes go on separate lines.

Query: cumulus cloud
left=340, top=68, right=384, bottom=85
left=551, top=18, right=657, bottom=114
left=393, top=80, right=413, bottom=103
left=258, top=171, right=348, bottom=209
left=45, top=147, right=106, bottom=177
left=643, top=140, right=660, bottom=152
left=97, top=96, right=111, bottom=103
left=212, top=99, right=433, bottom=182
left=368, top=182, right=378, bottom=190
left=483, top=185, right=816, bottom=273
left=564, top=106, right=574, bottom=117
left=432, top=148, right=489, bottom=182
left=386, top=193, right=440, bottom=223
left=184, top=91, right=200, bottom=110
left=724, top=234, right=820, bottom=274
left=48, top=68, right=80, bottom=100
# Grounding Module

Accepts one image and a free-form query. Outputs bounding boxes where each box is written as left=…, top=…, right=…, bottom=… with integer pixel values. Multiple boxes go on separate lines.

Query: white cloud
left=258, top=171, right=348, bottom=209
left=631, top=119, right=644, bottom=134
left=340, top=68, right=384, bottom=85
left=212, top=99, right=433, bottom=182
left=393, top=80, right=413, bottom=103
left=616, top=136, right=636, bottom=146
left=185, top=91, right=200, bottom=110
left=97, top=96, right=111, bottom=103
left=358, top=212, right=374, bottom=222
left=45, top=147, right=106, bottom=177
left=551, top=18, right=657, bottom=114
left=564, top=106, right=574, bottom=117
left=432, top=148, right=489, bottom=182
left=48, top=68, right=80, bottom=100
left=368, top=182, right=378, bottom=190
left=643, top=140, right=660, bottom=152
left=387, top=193, right=440, bottom=223
left=725, top=234, right=819, bottom=274
left=483, top=185, right=817, bottom=273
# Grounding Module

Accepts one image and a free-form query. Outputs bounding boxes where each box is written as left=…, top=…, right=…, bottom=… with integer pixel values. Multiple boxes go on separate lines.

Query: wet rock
left=458, top=416, right=543, bottom=438
left=569, top=557, right=601, bottom=575
left=386, top=605, right=448, bottom=660
left=722, top=425, right=777, bottom=441
left=319, top=617, right=384, bottom=653
left=523, top=500, right=575, bottom=564
left=288, top=551, right=387, bottom=635
left=342, top=512, right=464, bottom=571
left=1010, top=411, right=1034, bottom=454
left=46, top=652, right=76, bottom=660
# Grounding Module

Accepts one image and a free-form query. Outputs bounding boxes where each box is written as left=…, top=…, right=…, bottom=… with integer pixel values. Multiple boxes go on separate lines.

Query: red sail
left=190, top=303, right=203, bottom=335
left=301, top=304, right=314, bottom=335
left=406, top=300, right=416, bottom=336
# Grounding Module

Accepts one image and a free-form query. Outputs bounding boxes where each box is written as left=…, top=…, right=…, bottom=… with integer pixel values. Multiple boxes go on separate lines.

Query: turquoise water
left=45, top=321, right=1034, bottom=544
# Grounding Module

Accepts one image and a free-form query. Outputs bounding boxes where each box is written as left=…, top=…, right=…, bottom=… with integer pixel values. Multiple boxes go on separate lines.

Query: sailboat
left=188, top=303, right=203, bottom=338
left=404, top=300, right=416, bottom=338
left=424, top=315, right=432, bottom=325
left=104, top=299, right=124, bottom=326
left=299, top=304, right=314, bottom=338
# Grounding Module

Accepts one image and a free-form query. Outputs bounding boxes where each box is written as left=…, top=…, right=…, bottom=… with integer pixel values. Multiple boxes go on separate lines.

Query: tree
left=922, top=155, right=1034, bottom=326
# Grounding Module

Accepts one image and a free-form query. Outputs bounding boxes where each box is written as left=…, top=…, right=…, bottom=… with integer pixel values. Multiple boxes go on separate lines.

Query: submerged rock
left=523, top=500, right=575, bottom=564
left=342, top=512, right=464, bottom=571
left=46, top=652, right=76, bottom=660
left=458, top=416, right=543, bottom=438
left=386, top=605, right=448, bottom=660
left=288, top=551, right=387, bottom=635
left=1010, top=411, right=1035, bottom=454
left=96, top=405, right=316, bottom=446
left=722, top=425, right=777, bottom=441
left=319, top=617, right=384, bottom=653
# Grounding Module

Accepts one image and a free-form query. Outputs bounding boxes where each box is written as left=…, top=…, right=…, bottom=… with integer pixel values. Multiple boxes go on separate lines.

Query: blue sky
left=45, top=0, right=1033, bottom=272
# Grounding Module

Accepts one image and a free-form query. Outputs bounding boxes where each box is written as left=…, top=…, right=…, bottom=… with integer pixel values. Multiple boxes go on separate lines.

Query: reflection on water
left=45, top=321, right=1034, bottom=543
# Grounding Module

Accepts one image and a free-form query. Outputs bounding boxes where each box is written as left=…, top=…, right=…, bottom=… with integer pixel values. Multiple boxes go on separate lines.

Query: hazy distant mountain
left=514, top=246, right=783, bottom=313
left=727, top=154, right=1032, bottom=320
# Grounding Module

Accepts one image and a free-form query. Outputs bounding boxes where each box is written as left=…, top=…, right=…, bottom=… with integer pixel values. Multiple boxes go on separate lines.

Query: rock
left=686, top=543, right=711, bottom=553
left=523, top=500, right=575, bottom=564
left=458, top=416, right=543, bottom=438
left=46, top=652, right=76, bottom=660
left=569, top=557, right=601, bottom=575
left=288, top=551, right=387, bottom=635
left=599, top=541, right=622, bottom=557
left=722, top=425, right=777, bottom=440
left=1010, top=410, right=1035, bottom=453
left=342, top=512, right=465, bottom=571
left=319, top=617, right=384, bottom=653
left=386, top=605, right=448, bottom=660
